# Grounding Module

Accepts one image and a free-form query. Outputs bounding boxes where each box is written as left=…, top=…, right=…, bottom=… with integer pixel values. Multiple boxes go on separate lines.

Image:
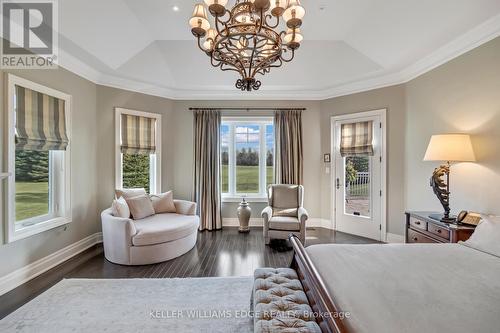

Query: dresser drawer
left=409, top=217, right=427, bottom=231
left=428, top=223, right=450, bottom=241
left=408, top=229, right=439, bottom=244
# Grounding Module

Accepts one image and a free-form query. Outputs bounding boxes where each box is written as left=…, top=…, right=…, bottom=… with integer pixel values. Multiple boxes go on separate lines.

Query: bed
left=289, top=231, right=500, bottom=333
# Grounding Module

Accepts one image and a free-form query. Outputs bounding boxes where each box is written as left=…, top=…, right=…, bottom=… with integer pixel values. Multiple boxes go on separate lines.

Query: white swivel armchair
left=262, top=184, right=308, bottom=245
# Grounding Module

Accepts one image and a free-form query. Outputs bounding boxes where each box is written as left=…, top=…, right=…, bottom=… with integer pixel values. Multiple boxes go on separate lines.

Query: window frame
left=6, top=74, right=72, bottom=243
left=114, top=108, right=162, bottom=195
left=221, top=116, right=274, bottom=202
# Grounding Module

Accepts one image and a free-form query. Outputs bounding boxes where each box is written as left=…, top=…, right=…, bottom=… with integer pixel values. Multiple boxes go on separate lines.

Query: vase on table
left=237, top=197, right=251, bottom=233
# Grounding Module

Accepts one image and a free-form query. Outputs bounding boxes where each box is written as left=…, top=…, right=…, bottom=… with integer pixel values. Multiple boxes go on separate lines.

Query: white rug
left=0, top=277, right=254, bottom=333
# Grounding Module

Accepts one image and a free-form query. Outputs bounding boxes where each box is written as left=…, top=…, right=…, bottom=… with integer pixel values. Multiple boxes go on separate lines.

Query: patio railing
left=347, top=172, right=370, bottom=198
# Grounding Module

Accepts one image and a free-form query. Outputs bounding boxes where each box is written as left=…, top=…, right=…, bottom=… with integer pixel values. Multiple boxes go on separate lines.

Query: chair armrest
left=174, top=199, right=197, bottom=216
left=261, top=206, right=273, bottom=222
left=298, top=207, right=309, bottom=224
left=101, top=209, right=136, bottom=236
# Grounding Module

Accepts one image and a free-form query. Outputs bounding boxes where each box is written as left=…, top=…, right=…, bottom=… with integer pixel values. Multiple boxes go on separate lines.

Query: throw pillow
left=126, top=195, right=155, bottom=220
left=111, top=197, right=130, bottom=218
left=150, top=191, right=176, bottom=214
left=462, top=215, right=500, bottom=257
left=273, top=208, right=298, bottom=217
left=115, top=188, right=147, bottom=199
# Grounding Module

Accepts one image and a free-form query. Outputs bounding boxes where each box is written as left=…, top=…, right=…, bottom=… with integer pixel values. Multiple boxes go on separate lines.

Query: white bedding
left=306, top=243, right=500, bottom=333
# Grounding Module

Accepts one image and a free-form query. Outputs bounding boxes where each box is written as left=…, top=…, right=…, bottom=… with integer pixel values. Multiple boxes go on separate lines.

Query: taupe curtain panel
left=193, top=110, right=222, bottom=231
left=340, top=121, right=374, bottom=157
left=121, top=114, right=156, bottom=155
left=274, top=110, right=303, bottom=185
left=15, top=85, right=69, bottom=151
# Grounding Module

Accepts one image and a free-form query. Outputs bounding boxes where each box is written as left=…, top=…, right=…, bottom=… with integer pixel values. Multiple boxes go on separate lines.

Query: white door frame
left=330, top=109, right=387, bottom=241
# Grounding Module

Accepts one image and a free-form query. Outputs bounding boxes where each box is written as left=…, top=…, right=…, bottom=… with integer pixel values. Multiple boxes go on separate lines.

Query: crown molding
left=58, top=13, right=500, bottom=101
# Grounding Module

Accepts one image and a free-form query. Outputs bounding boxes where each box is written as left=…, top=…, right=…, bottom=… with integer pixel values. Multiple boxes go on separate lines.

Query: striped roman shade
left=340, top=121, right=374, bottom=157
left=15, top=85, right=69, bottom=151
left=121, top=114, right=156, bottom=155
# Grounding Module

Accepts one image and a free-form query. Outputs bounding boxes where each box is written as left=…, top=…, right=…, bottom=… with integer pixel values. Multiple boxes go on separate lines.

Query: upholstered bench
left=253, top=268, right=321, bottom=333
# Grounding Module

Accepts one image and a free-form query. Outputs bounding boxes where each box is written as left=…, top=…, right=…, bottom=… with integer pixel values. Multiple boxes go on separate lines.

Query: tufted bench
left=252, top=268, right=321, bottom=333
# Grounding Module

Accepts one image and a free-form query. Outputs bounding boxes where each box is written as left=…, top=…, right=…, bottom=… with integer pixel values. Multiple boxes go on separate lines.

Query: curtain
left=15, top=85, right=69, bottom=151
left=193, top=110, right=222, bottom=231
left=121, top=114, right=156, bottom=155
left=274, top=110, right=303, bottom=185
left=340, top=121, right=374, bottom=157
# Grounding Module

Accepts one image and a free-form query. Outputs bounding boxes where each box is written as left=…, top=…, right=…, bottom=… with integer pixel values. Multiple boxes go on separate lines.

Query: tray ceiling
left=54, top=0, right=500, bottom=100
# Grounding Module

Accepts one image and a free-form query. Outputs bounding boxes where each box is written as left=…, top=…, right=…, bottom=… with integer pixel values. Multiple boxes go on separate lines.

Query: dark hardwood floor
left=0, top=227, right=376, bottom=319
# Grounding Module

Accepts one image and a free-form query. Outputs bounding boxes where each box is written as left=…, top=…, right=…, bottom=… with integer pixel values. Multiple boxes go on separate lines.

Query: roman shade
left=121, top=114, right=156, bottom=155
left=15, top=85, right=69, bottom=151
left=340, top=121, right=374, bottom=157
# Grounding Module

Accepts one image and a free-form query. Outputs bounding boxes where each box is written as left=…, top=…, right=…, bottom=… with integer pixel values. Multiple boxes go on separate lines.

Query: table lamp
left=423, top=134, right=475, bottom=223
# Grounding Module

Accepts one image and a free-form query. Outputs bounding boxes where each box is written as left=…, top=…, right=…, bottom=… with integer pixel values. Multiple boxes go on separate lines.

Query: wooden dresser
left=405, top=211, right=476, bottom=243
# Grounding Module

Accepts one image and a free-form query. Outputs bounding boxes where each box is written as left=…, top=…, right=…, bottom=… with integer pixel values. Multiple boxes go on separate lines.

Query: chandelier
left=189, top=0, right=305, bottom=91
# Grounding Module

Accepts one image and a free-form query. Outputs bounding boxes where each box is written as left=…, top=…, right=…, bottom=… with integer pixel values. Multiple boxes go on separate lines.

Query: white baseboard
left=0, top=232, right=103, bottom=296
left=222, top=218, right=333, bottom=229
left=386, top=232, right=405, bottom=243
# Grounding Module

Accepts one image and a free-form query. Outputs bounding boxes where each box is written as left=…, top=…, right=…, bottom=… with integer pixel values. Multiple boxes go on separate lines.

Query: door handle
left=336, top=178, right=340, bottom=189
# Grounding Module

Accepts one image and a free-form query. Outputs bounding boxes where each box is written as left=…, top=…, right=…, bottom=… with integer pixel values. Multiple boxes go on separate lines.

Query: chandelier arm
left=220, top=63, right=245, bottom=77
left=247, top=37, right=258, bottom=77
left=214, top=11, right=231, bottom=38
left=280, top=48, right=295, bottom=63
left=210, top=56, right=222, bottom=68
left=264, top=13, right=280, bottom=29
left=256, top=8, right=265, bottom=34
left=196, top=36, right=208, bottom=54
left=225, top=44, right=249, bottom=78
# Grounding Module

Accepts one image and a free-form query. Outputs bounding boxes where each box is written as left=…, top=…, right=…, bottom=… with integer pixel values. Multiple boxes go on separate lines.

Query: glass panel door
left=344, top=156, right=371, bottom=218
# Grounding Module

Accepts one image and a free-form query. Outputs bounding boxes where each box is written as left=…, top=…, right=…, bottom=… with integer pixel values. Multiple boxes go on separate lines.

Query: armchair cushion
left=271, top=185, right=300, bottom=209
left=268, top=216, right=301, bottom=231
left=273, top=207, right=298, bottom=217
left=132, top=213, right=199, bottom=246
left=126, top=195, right=155, bottom=220
left=111, top=197, right=130, bottom=218
left=150, top=191, right=176, bottom=214
left=174, top=199, right=197, bottom=216
left=115, top=188, right=146, bottom=199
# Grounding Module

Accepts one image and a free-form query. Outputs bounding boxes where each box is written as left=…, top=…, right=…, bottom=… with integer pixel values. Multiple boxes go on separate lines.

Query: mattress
left=306, top=243, right=500, bottom=333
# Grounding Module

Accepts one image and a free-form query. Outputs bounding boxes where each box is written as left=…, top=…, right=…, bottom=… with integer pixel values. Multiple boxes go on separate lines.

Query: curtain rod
left=188, top=107, right=306, bottom=111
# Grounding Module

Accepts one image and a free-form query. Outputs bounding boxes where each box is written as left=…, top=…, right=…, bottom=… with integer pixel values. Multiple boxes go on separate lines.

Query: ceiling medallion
left=189, top=0, right=305, bottom=92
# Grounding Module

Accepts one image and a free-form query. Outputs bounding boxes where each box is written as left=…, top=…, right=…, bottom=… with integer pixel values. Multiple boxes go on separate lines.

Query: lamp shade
left=283, top=0, right=305, bottom=23
left=189, top=4, right=210, bottom=32
left=423, top=134, right=476, bottom=162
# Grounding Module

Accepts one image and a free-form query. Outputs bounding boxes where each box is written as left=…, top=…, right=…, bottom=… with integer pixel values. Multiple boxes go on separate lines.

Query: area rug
left=0, top=277, right=254, bottom=333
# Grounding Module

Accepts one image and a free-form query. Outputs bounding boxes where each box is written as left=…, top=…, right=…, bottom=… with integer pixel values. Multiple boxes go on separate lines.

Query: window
left=7, top=74, right=72, bottom=243
left=221, top=117, right=274, bottom=200
left=115, top=108, right=161, bottom=194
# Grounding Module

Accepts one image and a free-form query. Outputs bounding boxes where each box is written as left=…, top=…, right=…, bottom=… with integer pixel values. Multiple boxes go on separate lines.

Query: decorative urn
left=237, top=197, right=251, bottom=233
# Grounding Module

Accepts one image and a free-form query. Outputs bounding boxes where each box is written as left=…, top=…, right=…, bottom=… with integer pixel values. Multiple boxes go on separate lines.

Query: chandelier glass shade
left=189, top=0, right=305, bottom=91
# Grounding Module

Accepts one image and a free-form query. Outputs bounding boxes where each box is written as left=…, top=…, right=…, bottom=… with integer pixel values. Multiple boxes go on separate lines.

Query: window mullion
left=229, top=124, right=236, bottom=196
left=259, top=124, right=266, bottom=197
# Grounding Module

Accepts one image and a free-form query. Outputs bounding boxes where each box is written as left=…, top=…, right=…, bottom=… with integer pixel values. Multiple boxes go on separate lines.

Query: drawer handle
left=415, top=221, right=421, bottom=225
left=412, top=237, right=418, bottom=241
left=437, top=229, right=442, bottom=233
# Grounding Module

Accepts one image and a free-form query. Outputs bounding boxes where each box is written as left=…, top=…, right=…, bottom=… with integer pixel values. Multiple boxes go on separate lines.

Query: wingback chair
left=262, top=184, right=309, bottom=245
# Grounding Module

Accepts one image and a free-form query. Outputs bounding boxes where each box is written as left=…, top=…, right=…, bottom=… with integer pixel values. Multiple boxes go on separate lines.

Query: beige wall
left=320, top=85, right=407, bottom=235
left=405, top=37, right=500, bottom=216
left=95, top=86, right=176, bottom=213
left=2, top=36, right=499, bottom=279
left=171, top=100, right=323, bottom=219
left=0, top=68, right=98, bottom=276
